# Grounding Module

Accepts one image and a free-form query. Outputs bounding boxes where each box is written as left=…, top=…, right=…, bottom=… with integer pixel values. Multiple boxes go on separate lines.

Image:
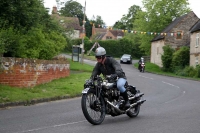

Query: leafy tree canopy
left=0, top=0, right=67, bottom=59
left=134, top=0, right=191, bottom=55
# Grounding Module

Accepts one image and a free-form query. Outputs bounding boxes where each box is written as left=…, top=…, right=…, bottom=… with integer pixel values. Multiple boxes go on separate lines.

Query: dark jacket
left=91, top=56, right=126, bottom=78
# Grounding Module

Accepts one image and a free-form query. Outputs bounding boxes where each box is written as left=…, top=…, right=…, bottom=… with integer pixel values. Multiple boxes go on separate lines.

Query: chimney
left=52, top=6, right=57, bottom=14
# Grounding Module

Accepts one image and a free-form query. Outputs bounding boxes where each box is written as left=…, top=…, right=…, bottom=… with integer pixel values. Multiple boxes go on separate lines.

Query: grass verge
left=134, top=62, right=200, bottom=81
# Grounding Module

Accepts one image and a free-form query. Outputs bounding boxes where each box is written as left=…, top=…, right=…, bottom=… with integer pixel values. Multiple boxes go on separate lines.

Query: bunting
left=120, top=29, right=184, bottom=36
left=87, top=21, right=184, bottom=36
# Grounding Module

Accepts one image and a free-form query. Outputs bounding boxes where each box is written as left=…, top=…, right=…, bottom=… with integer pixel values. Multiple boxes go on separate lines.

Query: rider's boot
left=122, top=91, right=130, bottom=109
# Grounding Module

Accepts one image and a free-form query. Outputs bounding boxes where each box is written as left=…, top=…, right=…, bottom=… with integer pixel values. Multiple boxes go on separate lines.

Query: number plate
left=123, top=59, right=127, bottom=62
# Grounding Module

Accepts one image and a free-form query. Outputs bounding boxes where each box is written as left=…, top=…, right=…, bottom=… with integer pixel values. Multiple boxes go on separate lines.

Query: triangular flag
left=174, top=33, right=177, bottom=36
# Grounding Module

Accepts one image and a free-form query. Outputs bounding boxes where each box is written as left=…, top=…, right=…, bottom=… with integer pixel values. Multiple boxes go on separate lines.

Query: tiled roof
left=151, top=13, right=188, bottom=42
left=190, top=20, right=200, bottom=33
left=109, top=30, right=124, bottom=37
left=95, top=32, right=106, bottom=40
left=51, top=14, right=81, bottom=30
left=95, top=28, right=107, bottom=33
left=94, top=28, right=124, bottom=36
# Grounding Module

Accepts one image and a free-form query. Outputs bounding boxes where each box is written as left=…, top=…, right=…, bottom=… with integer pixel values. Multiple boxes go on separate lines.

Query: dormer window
left=176, top=31, right=183, bottom=39
left=106, top=36, right=112, bottom=39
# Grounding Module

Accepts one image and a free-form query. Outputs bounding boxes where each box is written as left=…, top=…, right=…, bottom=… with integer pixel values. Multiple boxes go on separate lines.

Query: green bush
left=195, top=65, right=200, bottom=78
left=175, top=66, right=198, bottom=78
left=172, top=46, right=189, bottom=69
left=161, top=45, right=174, bottom=72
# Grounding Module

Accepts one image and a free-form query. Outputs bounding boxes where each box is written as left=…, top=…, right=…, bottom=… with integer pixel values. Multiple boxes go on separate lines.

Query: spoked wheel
left=126, top=105, right=140, bottom=117
left=126, top=90, right=141, bottom=117
left=81, top=89, right=106, bottom=125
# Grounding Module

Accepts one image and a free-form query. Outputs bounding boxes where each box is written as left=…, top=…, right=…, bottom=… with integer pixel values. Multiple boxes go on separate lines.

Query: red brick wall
left=0, top=57, right=70, bottom=88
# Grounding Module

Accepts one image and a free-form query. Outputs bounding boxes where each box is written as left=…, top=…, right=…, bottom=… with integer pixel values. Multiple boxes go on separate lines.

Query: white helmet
left=141, top=57, right=144, bottom=60
left=95, top=47, right=106, bottom=56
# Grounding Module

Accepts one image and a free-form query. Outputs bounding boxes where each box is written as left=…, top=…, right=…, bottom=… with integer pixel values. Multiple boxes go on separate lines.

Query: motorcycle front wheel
left=81, top=89, right=106, bottom=125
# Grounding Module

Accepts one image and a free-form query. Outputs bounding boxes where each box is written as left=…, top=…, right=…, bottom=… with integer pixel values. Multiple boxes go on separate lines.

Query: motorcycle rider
left=90, top=47, right=130, bottom=108
left=138, top=57, right=144, bottom=70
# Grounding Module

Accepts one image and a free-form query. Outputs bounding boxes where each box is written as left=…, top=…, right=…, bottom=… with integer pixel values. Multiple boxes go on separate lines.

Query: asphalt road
left=0, top=57, right=200, bottom=133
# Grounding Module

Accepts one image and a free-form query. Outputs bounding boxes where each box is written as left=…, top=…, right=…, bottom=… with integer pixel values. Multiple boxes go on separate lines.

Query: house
left=91, top=24, right=124, bottom=40
left=51, top=6, right=82, bottom=39
left=190, top=20, right=200, bottom=67
left=150, top=11, right=199, bottom=67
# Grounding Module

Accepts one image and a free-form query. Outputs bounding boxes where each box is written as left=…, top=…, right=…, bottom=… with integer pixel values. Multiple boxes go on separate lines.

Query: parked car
left=120, top=54, right=132, bottom=64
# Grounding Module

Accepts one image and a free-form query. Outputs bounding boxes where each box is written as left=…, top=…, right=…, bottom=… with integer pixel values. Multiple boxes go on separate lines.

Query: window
left=106, top=36, right=112, bottom=39
left=176, top=31, right=182, bottom=39
left=196, top=33, right=199, bottom=47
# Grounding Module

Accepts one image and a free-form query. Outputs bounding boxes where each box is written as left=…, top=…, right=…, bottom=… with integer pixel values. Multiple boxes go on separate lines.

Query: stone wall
left=165, top=12, right=199, bottom=47
left=0, top=57, right=70, bottom=88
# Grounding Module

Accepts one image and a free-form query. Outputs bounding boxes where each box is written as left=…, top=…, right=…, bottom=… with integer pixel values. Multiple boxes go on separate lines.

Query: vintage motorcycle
left=81, top=75, right=146, bottom=125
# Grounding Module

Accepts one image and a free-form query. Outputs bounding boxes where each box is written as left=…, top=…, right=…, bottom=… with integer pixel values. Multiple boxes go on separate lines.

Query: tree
left=134, top=0, right=191, bottom=55
left=60, top=0, right=84, bottom=24
left=59, top=0, right=94, bottom=38
left=94, top=15, right=105, bottom=28
left=113, top=5, right=141, bottom=30
left=0, top=0, right=66, bottom=59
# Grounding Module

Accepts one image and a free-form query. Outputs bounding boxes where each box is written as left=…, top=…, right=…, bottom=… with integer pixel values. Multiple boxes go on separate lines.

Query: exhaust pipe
left=129, top=93, right=144, bottom=101
left=106, top=100, right=124, bottom=113
left=126, top=99, right=146, bottom=112
left=106, top=98, right=146, bottom=113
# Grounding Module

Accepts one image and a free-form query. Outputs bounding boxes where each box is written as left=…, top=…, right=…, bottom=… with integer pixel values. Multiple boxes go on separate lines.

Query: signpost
left=72, top=45, right=80, bottom=62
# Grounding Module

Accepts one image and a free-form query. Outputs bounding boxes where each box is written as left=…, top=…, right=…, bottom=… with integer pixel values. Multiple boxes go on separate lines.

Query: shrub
left=195, top=65, right=200, bottom=78
left=172, top=46, right=189, bottom=69
left=161, top=45, right=174, bottom=72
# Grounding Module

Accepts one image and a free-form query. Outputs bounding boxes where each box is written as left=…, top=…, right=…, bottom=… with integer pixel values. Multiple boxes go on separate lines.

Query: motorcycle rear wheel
left=126, top=105, right=140, bottom=117
left=81, top=89, right=106, bottom=125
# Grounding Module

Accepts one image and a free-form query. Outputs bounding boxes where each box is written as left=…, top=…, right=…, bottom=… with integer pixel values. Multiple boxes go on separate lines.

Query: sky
left=44, top=0, right=200, bottom=26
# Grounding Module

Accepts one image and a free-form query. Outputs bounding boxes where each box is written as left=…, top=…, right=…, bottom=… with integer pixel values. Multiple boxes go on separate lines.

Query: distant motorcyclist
left=138, top=57, right=144, bottom=70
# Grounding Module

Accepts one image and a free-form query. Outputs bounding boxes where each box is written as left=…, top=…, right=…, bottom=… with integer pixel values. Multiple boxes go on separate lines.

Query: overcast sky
left=44, top=0, right=200, bottom=26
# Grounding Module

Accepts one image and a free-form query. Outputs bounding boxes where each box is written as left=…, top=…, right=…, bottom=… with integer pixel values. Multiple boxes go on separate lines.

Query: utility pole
left=81, top=0, right=86, bottom=64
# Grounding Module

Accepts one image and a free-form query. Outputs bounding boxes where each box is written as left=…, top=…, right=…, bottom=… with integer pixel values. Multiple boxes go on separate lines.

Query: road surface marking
left=139, top=75, right=153, bottom=80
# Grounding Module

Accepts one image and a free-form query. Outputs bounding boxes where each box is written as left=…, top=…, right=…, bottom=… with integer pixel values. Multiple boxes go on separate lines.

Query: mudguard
left=82, top=88, right=90, bottom=94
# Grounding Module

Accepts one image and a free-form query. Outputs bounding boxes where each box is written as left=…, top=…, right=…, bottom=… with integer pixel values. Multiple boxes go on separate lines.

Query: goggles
left=95, top=56, right=102, bottom=59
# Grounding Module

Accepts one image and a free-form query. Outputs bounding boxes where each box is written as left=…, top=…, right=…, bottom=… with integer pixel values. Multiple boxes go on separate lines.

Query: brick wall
left=0, top=57, right=70, bottom=88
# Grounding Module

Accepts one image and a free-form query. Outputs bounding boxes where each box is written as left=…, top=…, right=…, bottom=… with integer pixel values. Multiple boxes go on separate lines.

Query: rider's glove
left=110, top=74, right=118, bottom=80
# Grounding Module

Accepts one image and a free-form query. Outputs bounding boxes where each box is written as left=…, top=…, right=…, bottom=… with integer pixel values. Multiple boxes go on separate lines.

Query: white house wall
left=190, top=31, right=200, bottom=67
left=151, top=40, right=165, bottom=67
